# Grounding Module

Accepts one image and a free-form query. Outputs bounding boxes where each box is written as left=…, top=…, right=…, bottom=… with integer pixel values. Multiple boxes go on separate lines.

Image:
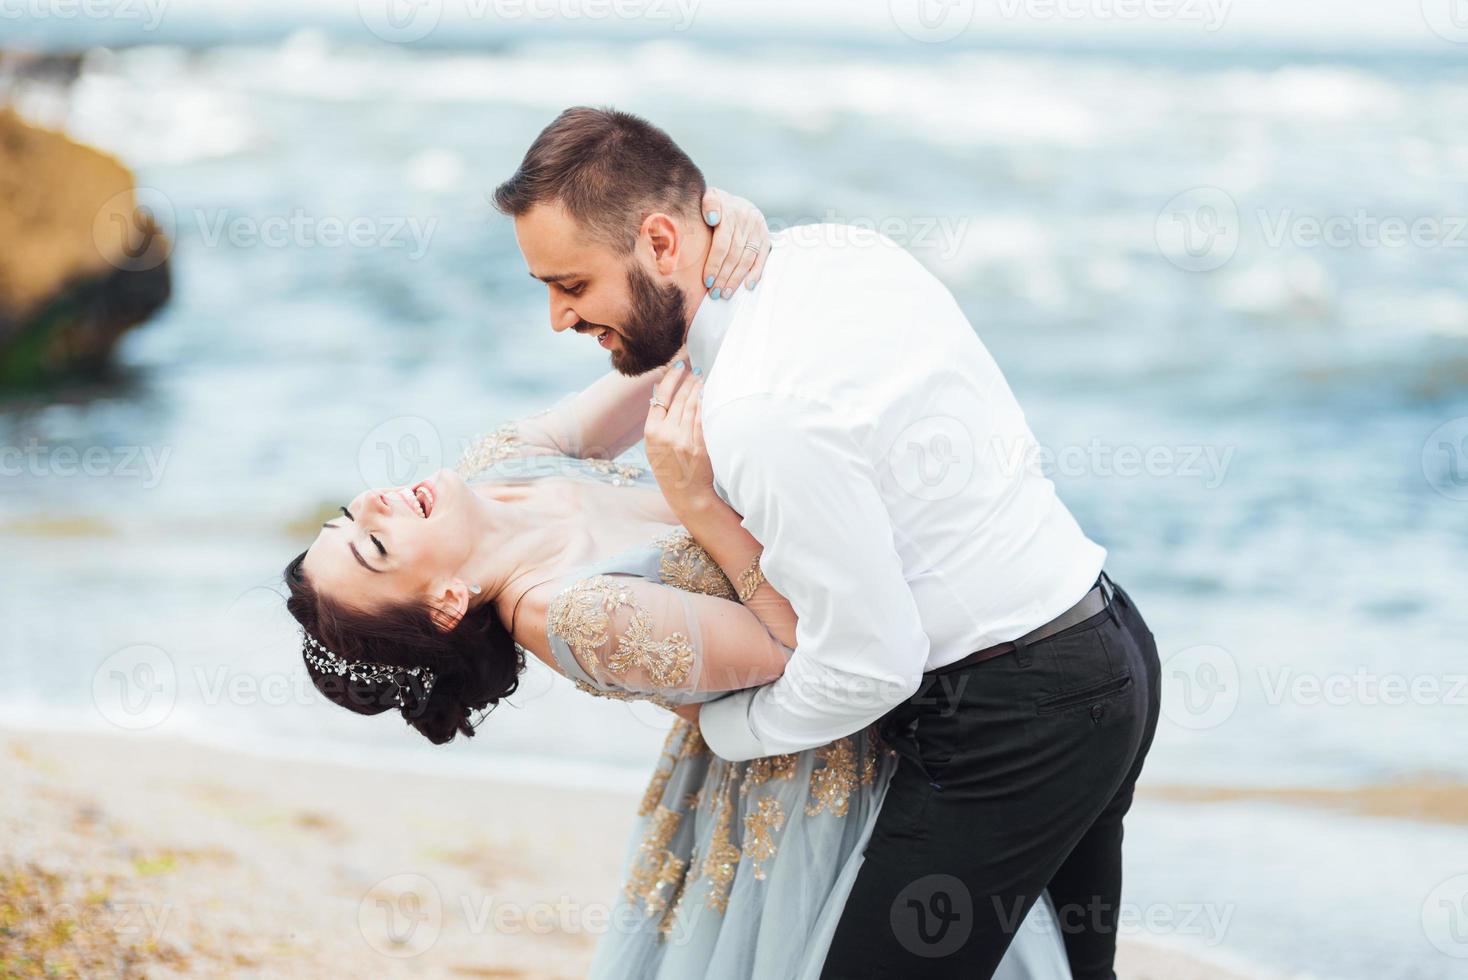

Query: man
left=495, top=106, right=1160, bottom=980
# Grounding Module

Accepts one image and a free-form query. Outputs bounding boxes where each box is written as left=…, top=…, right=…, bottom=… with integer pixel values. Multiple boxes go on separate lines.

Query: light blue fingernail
left=711, top=287, right=721, bottom=299
left=673, top=359, right=685, bottom=370
left=692, top=366, right=703, bottom=376
left=706, top=210, right=720, bottom=226
left=747, top=278, right=757, bottom=290
left=705, top=275, right=714, bottom=288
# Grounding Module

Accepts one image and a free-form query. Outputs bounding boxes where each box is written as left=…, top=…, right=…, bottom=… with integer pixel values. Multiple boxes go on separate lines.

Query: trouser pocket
left=1034, top=673, right=1133, bottom=715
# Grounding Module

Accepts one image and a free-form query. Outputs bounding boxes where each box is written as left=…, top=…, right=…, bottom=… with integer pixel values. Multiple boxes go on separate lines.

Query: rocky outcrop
left=0, top=107, right=171, bottom=388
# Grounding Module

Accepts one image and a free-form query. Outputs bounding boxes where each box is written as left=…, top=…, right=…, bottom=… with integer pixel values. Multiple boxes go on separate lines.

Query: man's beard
left=601, top=264, right=687, bottom=376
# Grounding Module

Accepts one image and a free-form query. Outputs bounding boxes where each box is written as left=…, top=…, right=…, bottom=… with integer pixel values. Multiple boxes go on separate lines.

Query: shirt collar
left=684, top=281, right=746, bottom=374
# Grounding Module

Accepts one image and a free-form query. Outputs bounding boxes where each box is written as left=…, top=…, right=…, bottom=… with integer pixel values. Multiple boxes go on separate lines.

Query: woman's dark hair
left=284, top=552, right=525, bottom=745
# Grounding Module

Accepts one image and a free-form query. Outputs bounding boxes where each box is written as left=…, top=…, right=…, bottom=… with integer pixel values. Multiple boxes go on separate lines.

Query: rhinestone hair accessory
left=302, top=633, right=435, bottom=707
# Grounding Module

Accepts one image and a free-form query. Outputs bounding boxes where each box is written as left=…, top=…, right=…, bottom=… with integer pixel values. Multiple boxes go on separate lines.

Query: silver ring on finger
left=649, top=396, right=668, bottom=410
left=742, top=242, right=761, bottom=253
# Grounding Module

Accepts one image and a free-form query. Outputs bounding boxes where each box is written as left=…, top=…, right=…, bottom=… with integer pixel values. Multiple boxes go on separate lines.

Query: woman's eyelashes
left=340, top=505, right=386, bottom=558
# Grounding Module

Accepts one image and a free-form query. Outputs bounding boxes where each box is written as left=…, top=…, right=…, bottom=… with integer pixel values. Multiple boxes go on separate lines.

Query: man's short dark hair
left=493, top=106, right=705, bottom=253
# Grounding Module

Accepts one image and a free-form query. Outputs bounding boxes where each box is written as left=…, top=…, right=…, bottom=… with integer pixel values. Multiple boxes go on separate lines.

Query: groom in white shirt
left=496, top=107, right=1161, bottom=980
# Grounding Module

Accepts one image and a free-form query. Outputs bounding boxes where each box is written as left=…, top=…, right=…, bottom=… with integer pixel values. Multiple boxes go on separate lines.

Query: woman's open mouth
left=403, top=480, right=435, bottom=518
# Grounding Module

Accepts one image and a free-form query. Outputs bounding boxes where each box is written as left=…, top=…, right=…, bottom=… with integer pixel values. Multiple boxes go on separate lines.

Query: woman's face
left=302, top=469, right=478, bottom=613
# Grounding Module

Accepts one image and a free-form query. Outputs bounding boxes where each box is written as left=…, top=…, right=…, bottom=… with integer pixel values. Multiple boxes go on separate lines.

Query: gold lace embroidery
left=742, top=797, right=786, bottom=881
left=860, top=733, right=885, bottom=786
left=639, top=724, right=686, bottom=817
left=700, top=767, right=741, bottom=913
left=624, top=730, right=895, bottom=938
left=583, top=457, right=646, bottom=485
left=570, top=677, right=679, bottom=712
left=625, top=805, right=685, bottom=927
left=680, top=724, right=709, bottom=760
left=653, top=528, right=738, bottom=601
left=454, top=421, right=523, bottom=479
left=668, top=844, right=702, bottom=934
left=644, top=853, right=688, bottom=921
left=805, top=737, right=858, bottom=818
left=735, top=552, right=766, bottom=603
left=740, top=753, right=797, bottom=797
left=548, top=576, right=695, bottom=689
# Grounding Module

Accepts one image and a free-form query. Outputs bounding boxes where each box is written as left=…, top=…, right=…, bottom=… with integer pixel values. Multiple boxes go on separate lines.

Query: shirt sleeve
left=696, top=393, right=931, bottom=760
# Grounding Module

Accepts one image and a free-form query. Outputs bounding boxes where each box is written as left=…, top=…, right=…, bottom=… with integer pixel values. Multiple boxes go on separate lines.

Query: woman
left=282, top=194, right=1071, bottom=979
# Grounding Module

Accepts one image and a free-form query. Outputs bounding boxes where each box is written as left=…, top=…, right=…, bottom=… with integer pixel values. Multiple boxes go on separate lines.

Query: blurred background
left=2, top=1, right=1466, bottom=977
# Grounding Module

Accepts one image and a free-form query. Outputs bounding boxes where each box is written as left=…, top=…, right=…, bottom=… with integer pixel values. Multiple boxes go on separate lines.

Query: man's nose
left=549, top=297, right=578, bottom=333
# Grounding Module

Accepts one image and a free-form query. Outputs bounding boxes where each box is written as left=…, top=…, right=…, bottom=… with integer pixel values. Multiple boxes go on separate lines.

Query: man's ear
left=641, top=212, right=682, bottom=276
left=429, top=580, right=470, bottom=632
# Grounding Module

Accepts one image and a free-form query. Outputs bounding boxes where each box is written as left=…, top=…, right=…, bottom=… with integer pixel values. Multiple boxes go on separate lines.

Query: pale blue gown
left=455, top=407, right=1071, bottom=980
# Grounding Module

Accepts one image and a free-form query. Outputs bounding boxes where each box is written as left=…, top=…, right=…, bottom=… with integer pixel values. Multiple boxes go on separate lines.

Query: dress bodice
left=455, top=425, right=741, bottom=710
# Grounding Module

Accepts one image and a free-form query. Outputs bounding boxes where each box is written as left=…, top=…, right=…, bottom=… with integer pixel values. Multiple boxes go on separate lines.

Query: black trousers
left=820, top=576, right=1161, bottom=980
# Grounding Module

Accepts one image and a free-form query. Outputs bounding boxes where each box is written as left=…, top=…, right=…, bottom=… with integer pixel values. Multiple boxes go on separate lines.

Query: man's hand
left=700, top=187, right=772, bottom=298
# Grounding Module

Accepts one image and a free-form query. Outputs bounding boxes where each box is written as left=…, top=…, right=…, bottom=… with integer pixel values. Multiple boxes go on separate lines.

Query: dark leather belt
left=927, top=573, right=1115, bottom=677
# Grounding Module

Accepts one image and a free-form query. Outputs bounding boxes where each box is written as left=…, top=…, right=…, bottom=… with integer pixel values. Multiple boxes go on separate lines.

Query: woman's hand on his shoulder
left=700, top=187, right=772, bottom=300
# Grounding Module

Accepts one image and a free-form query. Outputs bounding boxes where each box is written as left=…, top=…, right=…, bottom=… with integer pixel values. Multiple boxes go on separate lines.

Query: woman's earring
left=469, top=584, right=482, bottom=595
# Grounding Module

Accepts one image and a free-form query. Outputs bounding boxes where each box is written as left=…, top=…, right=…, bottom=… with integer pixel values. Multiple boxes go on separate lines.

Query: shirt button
left=1090, top=704, right=1105, bottom=722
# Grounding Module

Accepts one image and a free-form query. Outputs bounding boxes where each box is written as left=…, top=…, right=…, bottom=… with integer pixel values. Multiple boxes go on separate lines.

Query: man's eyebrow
left=529, top=270, right=582, bottom=283
left=348, top=542, right=382, bottom=574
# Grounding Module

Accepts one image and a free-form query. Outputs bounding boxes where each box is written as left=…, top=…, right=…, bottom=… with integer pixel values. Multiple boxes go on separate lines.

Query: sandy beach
left=1, top=727, right=1256, bottom=979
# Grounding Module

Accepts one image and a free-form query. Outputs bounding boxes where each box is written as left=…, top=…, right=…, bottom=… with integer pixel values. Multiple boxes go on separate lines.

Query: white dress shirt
left=690, top=224, right=1106, bottom=762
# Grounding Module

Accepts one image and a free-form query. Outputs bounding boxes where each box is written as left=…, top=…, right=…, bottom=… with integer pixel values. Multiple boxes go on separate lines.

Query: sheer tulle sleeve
left=455, top=392, right=586, bottom=476
left=515, top=390, right=583, bottom=456
left=546, top=574, right=792, bottom=699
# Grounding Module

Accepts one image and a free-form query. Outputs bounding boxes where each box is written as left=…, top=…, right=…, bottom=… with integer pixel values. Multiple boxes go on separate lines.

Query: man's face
left=514, top=202, right=688, bottom=376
